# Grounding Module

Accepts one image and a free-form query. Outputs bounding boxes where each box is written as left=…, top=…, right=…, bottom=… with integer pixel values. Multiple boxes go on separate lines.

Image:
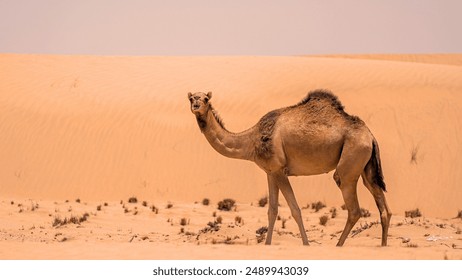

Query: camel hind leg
left=361, top=171, right=392, bottom=246
left=334, top=140, right=372, bottom=247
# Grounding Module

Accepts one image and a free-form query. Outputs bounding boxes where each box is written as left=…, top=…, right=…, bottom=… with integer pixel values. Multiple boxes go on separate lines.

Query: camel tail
left=366, top=138, right=387, bottom=192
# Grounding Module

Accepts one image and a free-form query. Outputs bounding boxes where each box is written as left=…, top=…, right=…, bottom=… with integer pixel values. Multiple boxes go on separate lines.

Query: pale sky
left=0, top=0, right=461, bottom=55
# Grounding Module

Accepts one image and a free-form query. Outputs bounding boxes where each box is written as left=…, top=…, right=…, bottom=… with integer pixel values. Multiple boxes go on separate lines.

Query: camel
left=188, top=89, right=391, bottom=246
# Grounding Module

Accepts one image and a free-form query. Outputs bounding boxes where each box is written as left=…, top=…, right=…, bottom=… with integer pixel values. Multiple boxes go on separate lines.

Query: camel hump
left=297, top=89, right=345, bottom=110
left=297, top=89, right=363, bottom=125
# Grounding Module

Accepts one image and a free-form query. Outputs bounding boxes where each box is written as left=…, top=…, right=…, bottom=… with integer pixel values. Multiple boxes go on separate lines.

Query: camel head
left=188, top=91, right=212, bottom=115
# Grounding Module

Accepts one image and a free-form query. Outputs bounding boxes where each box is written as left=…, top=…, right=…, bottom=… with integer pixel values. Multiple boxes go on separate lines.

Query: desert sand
left=0, top=53, right=461, bottom=259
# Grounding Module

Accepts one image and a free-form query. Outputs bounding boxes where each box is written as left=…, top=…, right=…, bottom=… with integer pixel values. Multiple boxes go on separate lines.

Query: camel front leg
left=265, top=174, right=279, bottom=245
left=273, top=171, right=309, bottom=246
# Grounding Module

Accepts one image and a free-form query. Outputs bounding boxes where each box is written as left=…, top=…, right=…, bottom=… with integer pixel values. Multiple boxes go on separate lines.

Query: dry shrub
left=235, top=216, right=243, bottom=225
left=52, top=213, right=90, bottom=227
left=256, top=226, right=268, bottom=243
left=217, top=198, right=235, bottom=211
left=180, top=218, right=188, bottom=226
left=330, top=207, right=337, bottom=218
left=128, top=196, right=138, bottom=203
left=457, top=210, right=462, bottom=219
left=405, top=208, right=422, bottom=218
left=311, top=201, right=326, bottom=212
left=360, top=208, right=371, bottom=218
left=258, top=196, right=268, bottom=207
left=142, top=201, right=148, bottom=207
left=319, top=215, right=329, bottom=226
left=202, top=198, right=210, bottom=206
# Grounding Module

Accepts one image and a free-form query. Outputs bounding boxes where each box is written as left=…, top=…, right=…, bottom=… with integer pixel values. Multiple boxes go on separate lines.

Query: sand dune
left=0, top=53, right=461, bottom=259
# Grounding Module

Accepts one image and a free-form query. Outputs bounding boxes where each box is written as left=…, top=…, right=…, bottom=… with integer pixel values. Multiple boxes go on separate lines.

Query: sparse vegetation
left=311, top=201, right=326, bottom=212
left=96, top=205, right=102, bottom=211
left=351, top=221, right=379, bottom=237
left=457, top=210, right=462, bottom=219
left=202, top=198, right=210, bottom=206
left=150, top=205, right=158, bottom=214
left=142, top=201, right=148, bottom=207
left=235, top=216, right=243, bottom=225
left=216, top=216, right=223, bottom=224
left=128, top=196, right=138, bottom=203
left=256, top=226, right=268, bottom=243
left=180, top=218, right=188, bottom=226
left=410, top=145, right=419, bottom=164
left=405, top=208, right=422, bottom=218
left=104, top=202, right=108, bottom=207
left=217, top=198, right=235, bottom=211
left=75, top=198, right=81, bottom=203
left=166, top=202, right=173, bottom=209
left=52, top=213, right=90, bottom=227
left=281, top=218, right=287, bottom=229
left=330, top=207, right=337, bottom=218
left=258, top=196, right=268, bottom=207
left=407, top=243, right=419, bottom=248
left=341, top=204, right=347, bottom=210
left=319, top=215, right=329, bottom=226
left=200, top=221, right=220, bottom=233
left=360, top=208, right=371, bottom=218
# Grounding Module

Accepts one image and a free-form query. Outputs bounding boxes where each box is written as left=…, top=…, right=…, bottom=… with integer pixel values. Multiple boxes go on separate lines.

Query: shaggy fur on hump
left=298, top=89, right=362, bottom=124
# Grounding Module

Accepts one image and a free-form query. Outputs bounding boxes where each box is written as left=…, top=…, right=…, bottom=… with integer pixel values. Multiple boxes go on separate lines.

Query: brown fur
left=255, top=109, right=282, bottom=159
left=189, top=89, right=391, bottom=247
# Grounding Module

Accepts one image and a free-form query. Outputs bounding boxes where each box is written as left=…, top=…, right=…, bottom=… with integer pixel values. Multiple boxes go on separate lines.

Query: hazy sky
left=1, top=0, right=461, bottom=55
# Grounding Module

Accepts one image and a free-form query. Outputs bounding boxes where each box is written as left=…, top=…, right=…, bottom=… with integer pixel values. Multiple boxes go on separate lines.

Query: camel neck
left=196, top=108, right=256, bottom=161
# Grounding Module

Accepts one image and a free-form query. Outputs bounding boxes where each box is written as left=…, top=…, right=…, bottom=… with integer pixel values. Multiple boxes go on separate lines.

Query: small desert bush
left=258, top=196, right=268, bottom=207
left=360, top=208, right=371, bottom=218
left=281, top=218, right=287, bottom=229
left=128, top=196, right=138, bottom=203
left=96, top=205, right=102, bottom=211
left=75, top=198, right=81, bottom=203
left=216, top=216, right=223, bottom=224
left=457, top=210, right=462, bottom=219
left=142, top=201, right=148, bottom=207
left=166, top=202, right=173, bottom=209
left=256, top=226, right=268, bottom=243
left=311, top=201, right=326, bottom=212
left=202, top=198, right=210, bottom=206
left=150, top=205, right=158, bottom=214
left=217, top=198, right=236, bottom=211
left=330, top=207, right=337, bottom=219
left=405, top=208, right=422, bottom=218
left=180, top=218, right=188, bottom=226
left=319, top=215, right=329, bottom=226
left=235, top=216, right=243, bottom=225
left=52, top=213, right=89, bottom=227
left=256, top=226, right=268, bottom=235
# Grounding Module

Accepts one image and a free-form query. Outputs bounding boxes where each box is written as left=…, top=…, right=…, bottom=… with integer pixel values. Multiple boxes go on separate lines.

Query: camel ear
left=188, top=92, right=192, bottom=99
left=207, top=91, right=212, bottom=99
